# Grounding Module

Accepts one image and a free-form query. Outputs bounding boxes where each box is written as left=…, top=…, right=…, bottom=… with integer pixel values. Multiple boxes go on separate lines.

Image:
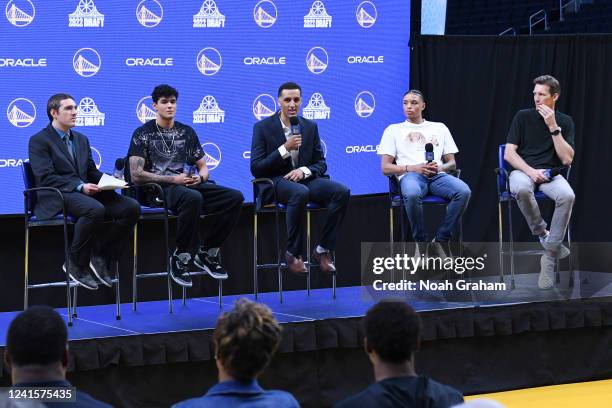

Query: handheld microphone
left=183, top=158, right=197, bottom=177
left=544, top=166, right=567, bottom=180
left=425, top=143, right=434, bottom=163
left=289, top=116, right=301, bottom=135
left=114, top=158, right=125, bottom=171
left=289, top=116, right=301, bottom=167
left=113, top=158, right=125, bottom=180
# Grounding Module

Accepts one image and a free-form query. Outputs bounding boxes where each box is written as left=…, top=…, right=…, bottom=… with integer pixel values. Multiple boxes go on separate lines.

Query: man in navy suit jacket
left=28, top=94, right=140, bottom=290
left=250, top=82, right=350, bottom=275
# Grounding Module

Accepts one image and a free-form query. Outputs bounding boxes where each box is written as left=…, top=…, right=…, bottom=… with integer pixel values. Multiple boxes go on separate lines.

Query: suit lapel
left=46, top=125, right=76, bottom=168
left=296, top=117, right=306, bottom=167
left=272, top=112, right=287, bottom=148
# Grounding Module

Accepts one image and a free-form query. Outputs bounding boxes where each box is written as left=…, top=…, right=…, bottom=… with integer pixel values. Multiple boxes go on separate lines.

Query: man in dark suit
left=28, top=93, right=140, bottom=290
left=250, top=82, right=350, bottom=275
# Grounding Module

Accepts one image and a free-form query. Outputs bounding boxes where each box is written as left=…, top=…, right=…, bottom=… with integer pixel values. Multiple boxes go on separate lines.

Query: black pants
left=274, top=177, right=350, bottom=257
left=163, top=183, right=244, bottom=254
left=63, top=191, right=140, bottom=266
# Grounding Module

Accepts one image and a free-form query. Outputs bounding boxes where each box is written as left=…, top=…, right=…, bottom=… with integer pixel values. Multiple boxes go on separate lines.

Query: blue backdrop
left=0, top=0, right=410, bottom=215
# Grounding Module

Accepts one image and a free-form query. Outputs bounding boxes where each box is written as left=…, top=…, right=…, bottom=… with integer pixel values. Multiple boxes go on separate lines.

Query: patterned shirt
left=128, top=120, right=205, bottom=175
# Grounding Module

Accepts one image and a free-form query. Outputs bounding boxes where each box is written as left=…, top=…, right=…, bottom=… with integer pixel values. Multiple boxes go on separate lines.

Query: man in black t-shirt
left=504, top=75, right=575, bottom=289
left=128, top=85, right=244, bottom=286
left=334, top=301, right=463, bottom=408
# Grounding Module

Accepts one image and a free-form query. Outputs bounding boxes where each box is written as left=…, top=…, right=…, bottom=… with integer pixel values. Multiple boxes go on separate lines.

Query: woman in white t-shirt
left=378, top=90, right=471, bottom=257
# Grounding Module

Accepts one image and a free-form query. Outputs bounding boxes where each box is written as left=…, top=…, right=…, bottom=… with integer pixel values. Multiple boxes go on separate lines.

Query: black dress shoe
left=90, top=255, right=113, bottom=287
left=63, top=262, right=98, bottom=290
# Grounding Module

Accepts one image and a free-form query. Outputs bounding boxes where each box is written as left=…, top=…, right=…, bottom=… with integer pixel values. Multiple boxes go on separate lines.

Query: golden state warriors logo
left=356, top=1, right=377, bottom=28
left=76, top=97, right=105, bottom=127
left=354, top=91, right=375, bottom=118
left=72, top=48, right=101, bottom=77
left=136, top=0, right=162, bottom=28
left=194, top=0, right=225, bottom=28
left=303, top=93, right=330, bottom=120
left=90, top=146, right=102, bottom=169
left=136, top=96, right=156, bottom=124
left=253, top=0, right=277, bottom=28
left=252, top=94, right=276, bottom=120
left=202, top=142, right=221, bottom=170
left=196, top=47, right=222, bottom=76
left=304, top=1, right=331, bottom=28
left=193, top=95, right=225, bottom=124
left=306, top=47, right=328, bottom=74
left=5, top=0, right=34, bottom=27
left=69, top=0, right=104, bottom=27
left=7, top=98, right=36, bottom=128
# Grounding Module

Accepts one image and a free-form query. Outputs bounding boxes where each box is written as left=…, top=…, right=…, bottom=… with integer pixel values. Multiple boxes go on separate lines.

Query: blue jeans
left=399, top=172, right=471, bottom=242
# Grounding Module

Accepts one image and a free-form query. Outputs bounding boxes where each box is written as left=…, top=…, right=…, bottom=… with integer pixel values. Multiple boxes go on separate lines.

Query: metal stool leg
left=24, top=227, right=29, bottom=310
left=498, top=202, right=505, bottom=283
left=63, top=220, right=73, bottom=326
left=182, top=287, right=187, bottom=306
left=132, top=224, right=138, bottom=311
left=508, top=199, right=516, bottom=290
left=306, top=210, right=311, bottom=295
left=72, top=286, right=78, bottom=318
left=254, top=212, right=258, bottom=299
left=115, top=261, right=121, bottom=320
left=275, top=207, right=283, bottom=303
left=389, top=207, right=394, bottom=247
left=164, top=214, right=173, bottom=314
left=218, top=280, right=222, bottom=308
left=332, top=247, right=337, bottom=301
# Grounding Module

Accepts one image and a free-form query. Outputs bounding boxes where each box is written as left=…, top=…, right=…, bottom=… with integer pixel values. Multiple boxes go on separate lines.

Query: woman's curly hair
left=214, top=298, right=282, bottom=381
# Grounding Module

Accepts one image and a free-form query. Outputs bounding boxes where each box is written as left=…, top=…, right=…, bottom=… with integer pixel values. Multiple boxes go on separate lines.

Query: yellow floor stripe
left=466, top=379, right=612, bottom=408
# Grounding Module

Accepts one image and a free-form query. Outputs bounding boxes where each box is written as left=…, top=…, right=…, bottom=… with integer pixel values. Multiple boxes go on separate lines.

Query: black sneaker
left=63, top=261, right=98, bottom=290
left=193, top=251, right=228, bottom=280
left=90, top=255, right=113, bottom=287
left=169, top=252, right=193, bottom=287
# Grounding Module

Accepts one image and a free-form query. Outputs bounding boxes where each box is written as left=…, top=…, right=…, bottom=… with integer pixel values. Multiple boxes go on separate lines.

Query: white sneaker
left=538, top=254, right=555, bottom=289
left=539, top=234, right=570, bottom=259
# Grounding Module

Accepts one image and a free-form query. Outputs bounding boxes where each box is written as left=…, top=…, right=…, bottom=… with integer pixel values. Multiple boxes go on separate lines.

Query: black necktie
left=63, top=134, right=76, bottom=163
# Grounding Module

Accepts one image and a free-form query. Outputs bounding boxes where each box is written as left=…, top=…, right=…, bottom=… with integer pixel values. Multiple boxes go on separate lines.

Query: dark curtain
left=410, top=34, right=612, bottom=242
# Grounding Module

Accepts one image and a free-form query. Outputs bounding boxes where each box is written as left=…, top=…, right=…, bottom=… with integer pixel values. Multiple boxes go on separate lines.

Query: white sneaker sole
left=89, top=262, right=113, bottom=288
left=538, top=256, right=555, bottom=290
left=63, top=264, right=98, bottom=290
left=194, top=257, right=228, bottom=280
left=169, top=258, right=193, bottom=287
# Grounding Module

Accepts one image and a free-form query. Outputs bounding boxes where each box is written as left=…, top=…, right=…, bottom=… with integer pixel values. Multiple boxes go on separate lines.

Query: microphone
left=289, top=116, right=301, bottom=135
left=183, top=157, right=197, bottom=177
left=544, top=166, right=567, bottom=180
left=425, top=143, right=434, bottom=163
left=113, top=158, right=125, bottom=180
left=289, top=116, right=301, bottom=168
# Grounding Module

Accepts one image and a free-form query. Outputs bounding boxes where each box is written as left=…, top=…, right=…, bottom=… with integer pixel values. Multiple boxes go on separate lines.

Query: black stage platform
left=1, top=274, right=611, bottom=408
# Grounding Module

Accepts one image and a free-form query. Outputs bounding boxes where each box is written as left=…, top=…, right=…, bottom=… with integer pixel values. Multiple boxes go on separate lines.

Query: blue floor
left=0, top=286, right=473, bottom=345
left=1, top=271, right=610, bottom=346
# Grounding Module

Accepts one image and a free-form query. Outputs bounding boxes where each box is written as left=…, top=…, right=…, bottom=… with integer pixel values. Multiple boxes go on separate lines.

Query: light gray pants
left=509, top=170, right=575, bottom=244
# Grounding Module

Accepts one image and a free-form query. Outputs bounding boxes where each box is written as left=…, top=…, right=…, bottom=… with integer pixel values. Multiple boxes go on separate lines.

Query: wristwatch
left=549, top=127, right=562, bottom=136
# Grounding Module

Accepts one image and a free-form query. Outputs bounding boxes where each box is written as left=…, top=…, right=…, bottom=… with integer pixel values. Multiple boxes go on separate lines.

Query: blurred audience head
left=214, top=298, right=282, bottom=381
left=364, top=300, right=421, bottom=364
left=4, top=306, right=68, bottom=383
